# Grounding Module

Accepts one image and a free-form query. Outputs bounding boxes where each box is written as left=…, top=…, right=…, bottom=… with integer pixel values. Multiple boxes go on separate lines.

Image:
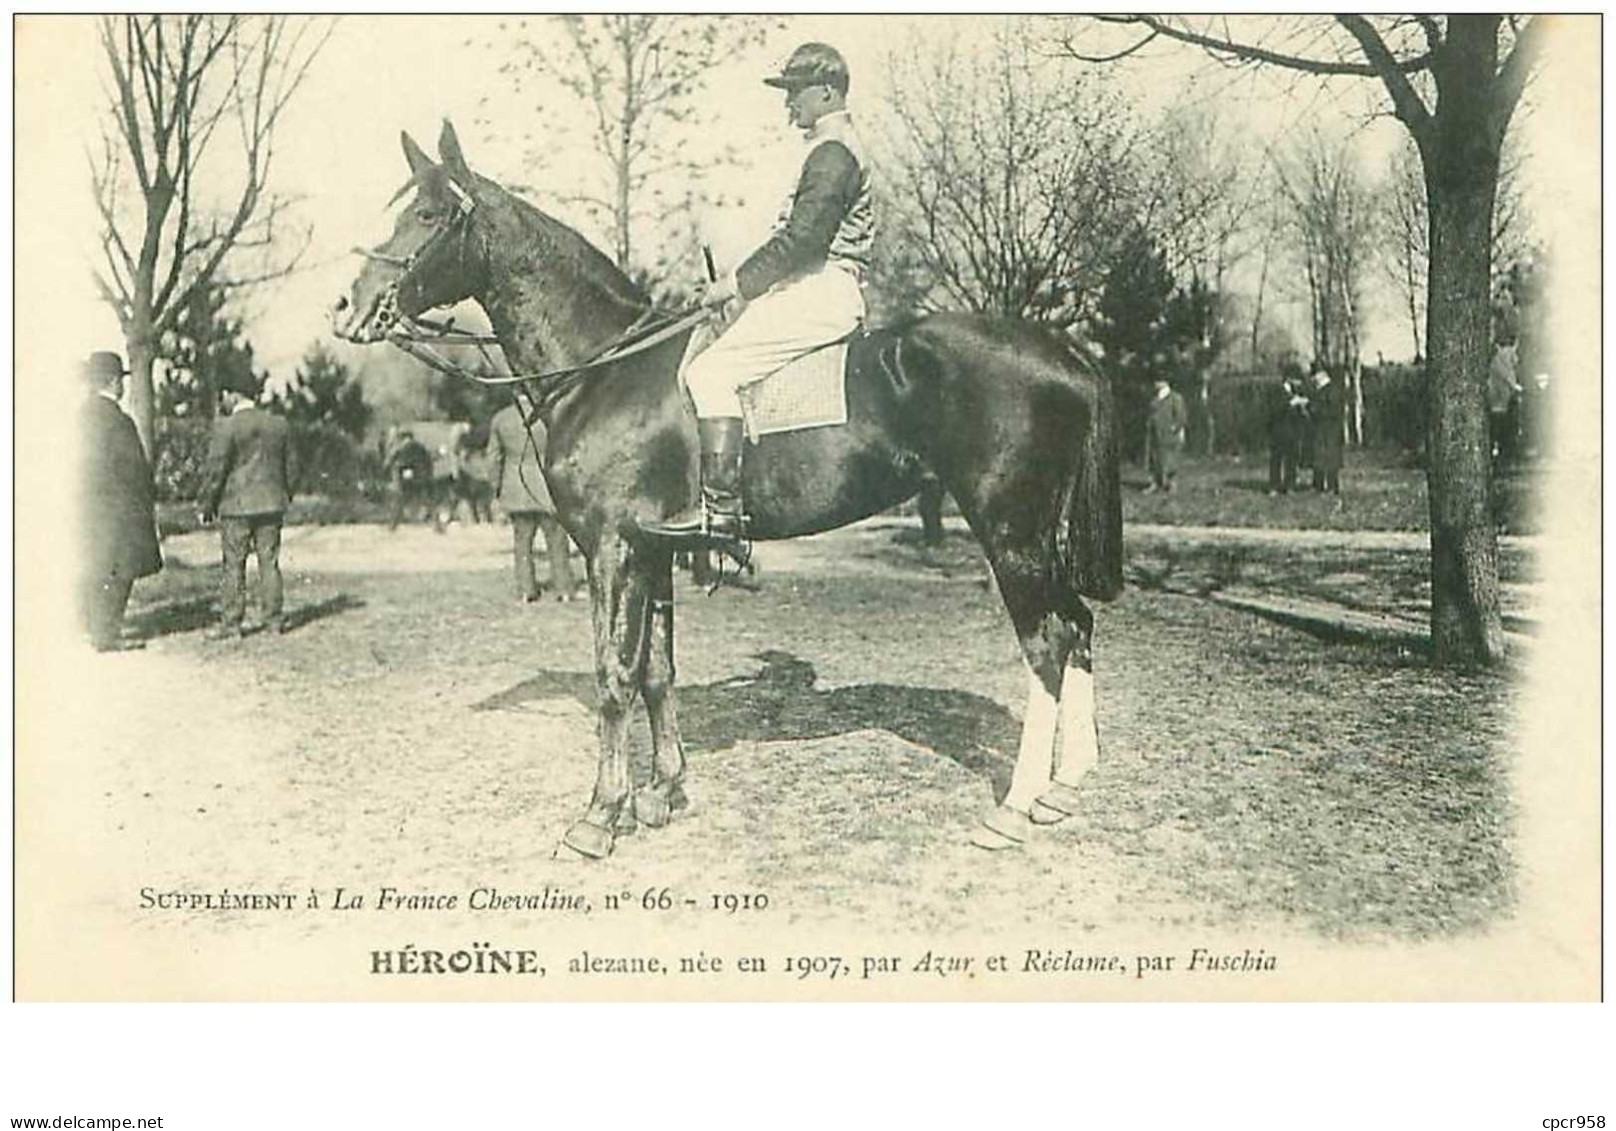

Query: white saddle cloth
left=679, top=323, right=851, bottom=442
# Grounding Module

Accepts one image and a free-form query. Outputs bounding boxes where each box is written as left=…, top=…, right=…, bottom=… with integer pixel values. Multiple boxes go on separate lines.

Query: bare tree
left=1146, top=104, right=1265, bottom=296
left=879, top=20, right=1146, bottom=325
left=1379, top=130, right=1534, bottom=361
left=1275, top=130, right=1375, bottom=440
left=90, top=15, right=333, bottom=455
left=1060, top=15, right=1547, bottom=668
left=1379, top=139, right=1429, bottom=359
left=478, top=15, right=776, bottom=291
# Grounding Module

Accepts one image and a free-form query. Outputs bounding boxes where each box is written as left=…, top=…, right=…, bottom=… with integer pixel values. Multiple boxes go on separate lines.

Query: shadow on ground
left=127, top=591, right=366, bottom=640
left=474, top=648, right=1019, bottom=801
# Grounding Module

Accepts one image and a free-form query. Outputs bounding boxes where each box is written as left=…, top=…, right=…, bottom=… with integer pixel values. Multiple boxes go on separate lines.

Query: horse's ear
left=401, top=131, right=434, bottom=177
left=437, top=119, right=473, bottom=187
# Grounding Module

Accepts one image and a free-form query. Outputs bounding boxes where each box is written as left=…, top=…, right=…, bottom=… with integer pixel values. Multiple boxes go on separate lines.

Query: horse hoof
left=635, top=789, right=671, bottom=828
left=1034, top=781, right=1084, bottom=819
left=970, top=805, right=1032, bottom=850
left=635, top=782, right=687, bottom=828
left=1029, top=799, right=1068, bottom=826
left=614, top=807, right=638, bottom=837
left=558, top=821, right=614, bottom=860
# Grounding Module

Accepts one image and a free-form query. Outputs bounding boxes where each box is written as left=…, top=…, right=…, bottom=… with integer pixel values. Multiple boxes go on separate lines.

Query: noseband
left=351, top=175, right=477, bottom=337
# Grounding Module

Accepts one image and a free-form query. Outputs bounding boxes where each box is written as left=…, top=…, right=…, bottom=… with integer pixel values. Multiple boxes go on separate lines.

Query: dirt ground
left=22, top=512, right=1534, bottom=982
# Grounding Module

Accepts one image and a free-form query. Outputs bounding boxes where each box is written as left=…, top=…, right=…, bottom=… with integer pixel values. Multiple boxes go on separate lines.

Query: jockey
left=641, top=42, right=874, bottom=544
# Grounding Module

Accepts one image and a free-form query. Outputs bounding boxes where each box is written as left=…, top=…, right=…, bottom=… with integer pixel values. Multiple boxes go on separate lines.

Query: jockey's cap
left=763, top=43, right=849, bottom=95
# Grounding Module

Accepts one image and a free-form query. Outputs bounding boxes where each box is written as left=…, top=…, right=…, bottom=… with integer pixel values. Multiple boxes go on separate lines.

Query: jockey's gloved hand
left=701, top=270, right=739, bottom=309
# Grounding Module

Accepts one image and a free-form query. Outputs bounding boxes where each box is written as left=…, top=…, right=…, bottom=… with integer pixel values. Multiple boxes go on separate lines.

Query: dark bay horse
left=334, top=122, right=1122, bottom=859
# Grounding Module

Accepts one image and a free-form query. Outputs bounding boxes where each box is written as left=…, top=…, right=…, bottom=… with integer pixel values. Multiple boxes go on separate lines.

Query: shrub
left=290, top=422, right=371, bottom=499
left=1207, top=372, right=1278, bottom=455
left=1204, top=366, right=1431, bottom=457
left=151, top=417, right=213, bottom=502
left=1360, top=364, right=1428, bottom=455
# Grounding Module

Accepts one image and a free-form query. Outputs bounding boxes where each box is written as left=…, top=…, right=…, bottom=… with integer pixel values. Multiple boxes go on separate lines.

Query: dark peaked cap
left=763, top=42, right=849, bottom=93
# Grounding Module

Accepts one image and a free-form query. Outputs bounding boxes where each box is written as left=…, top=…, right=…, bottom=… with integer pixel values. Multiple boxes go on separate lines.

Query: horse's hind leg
left=559, top=537, right=654, bottom=860
left=636, top=555, right=688, bottom=828
left=1031, top=601, right=1099, bottom=826
left=971, top=571, right=1077, bottom=851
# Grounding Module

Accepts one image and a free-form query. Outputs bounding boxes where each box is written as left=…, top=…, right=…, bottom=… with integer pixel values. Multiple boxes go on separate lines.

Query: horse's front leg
left=636, top=552, right=688, bottom=828
left=559, top=536, right=654, bottom=860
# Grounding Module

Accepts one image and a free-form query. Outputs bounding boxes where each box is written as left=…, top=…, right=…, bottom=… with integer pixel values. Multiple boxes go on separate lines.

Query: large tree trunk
left=1421, top=51, right=1507, bottom=667
left=125, top=331, right=158, bottom=461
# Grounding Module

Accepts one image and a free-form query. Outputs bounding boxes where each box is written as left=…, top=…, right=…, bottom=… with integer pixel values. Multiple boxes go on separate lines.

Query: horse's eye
left=416, top=210, right=439, bottom=223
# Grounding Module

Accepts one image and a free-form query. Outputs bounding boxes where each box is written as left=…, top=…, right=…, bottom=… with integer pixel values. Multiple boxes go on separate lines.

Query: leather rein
left=352, top=174, right=711, bottom=421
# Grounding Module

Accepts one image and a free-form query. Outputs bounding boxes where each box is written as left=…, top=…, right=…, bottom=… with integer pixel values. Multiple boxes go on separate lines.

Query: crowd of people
left=1136, top=360, right=1347, bottom=498
left=1265, top=362, right=1345, bottom=497
left=74, top=350, right=581, bottom=652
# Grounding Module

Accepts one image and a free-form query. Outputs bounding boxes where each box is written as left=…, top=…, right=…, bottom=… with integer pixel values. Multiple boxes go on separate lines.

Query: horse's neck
left=475, top=193, right=647, bottom=372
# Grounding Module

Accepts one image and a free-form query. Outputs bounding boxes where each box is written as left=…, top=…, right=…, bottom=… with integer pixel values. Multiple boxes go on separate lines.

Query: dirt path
left=20, top=514, right=1540, bottom=999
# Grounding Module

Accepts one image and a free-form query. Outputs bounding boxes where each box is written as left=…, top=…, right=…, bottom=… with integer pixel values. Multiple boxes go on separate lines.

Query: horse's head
left=333, top=121, right=486, bottom=344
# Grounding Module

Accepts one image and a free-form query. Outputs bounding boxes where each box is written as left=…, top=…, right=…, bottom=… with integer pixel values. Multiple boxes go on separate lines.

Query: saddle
left=680, top=326, right=891, bottom=442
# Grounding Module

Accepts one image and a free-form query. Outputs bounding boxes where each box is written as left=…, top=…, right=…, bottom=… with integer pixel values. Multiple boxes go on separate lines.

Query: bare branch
left=1337, top=15, right=1434, bottom=146
left=1055, top=26, right=1158, bottom=64
left=1095, top=14, right=1433, bottom=78
left=1492, top=15, right=1546, bottom=142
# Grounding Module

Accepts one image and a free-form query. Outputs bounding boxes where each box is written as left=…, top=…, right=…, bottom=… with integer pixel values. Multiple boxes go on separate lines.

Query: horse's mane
left=481, top=175, right=651, bottom=315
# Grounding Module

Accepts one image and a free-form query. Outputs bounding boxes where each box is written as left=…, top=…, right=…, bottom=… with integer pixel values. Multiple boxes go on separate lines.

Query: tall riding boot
left=639, top=417, right=747, bottom=543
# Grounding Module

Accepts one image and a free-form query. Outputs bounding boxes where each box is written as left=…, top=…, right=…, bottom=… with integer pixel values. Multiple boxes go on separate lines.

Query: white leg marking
left=1003, top=668, right=1059, bottom=814
left=1055, top=664, right=1099, bottom=787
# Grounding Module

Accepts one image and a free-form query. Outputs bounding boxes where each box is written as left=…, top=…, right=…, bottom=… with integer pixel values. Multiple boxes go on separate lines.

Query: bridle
left=350, top=174, right=478, bottom=340
left=347, top=171, right=712, bottom=424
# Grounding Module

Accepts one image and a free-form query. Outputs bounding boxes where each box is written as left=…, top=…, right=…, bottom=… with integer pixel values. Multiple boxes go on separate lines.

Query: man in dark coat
left=488, top=402, right=576, bottom=601
left=77, top=351, right=162, bottom=651
left=202, top=372, right=292, bottom=638
left=1267, top=371, right=1310, bottom=495
left=1142, top=376, right=1187, bottom=493
left=1307, top=364, right=1345, bottom=494
left=385, top=429, right=437, bottom=530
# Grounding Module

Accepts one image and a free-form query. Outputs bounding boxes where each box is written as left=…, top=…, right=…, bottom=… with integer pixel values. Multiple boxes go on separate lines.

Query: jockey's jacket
left=735, top=110, right=874, bottom=301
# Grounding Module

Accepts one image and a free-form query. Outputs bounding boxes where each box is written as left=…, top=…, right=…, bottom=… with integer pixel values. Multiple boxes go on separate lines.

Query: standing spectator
left=488, top=402, right=576, bottom=602
left=453, top=427, right=494, bottom=524
left=77, top=351, right=162, bottom=651
left=1142, top=376, right=1187, bottom=493
left=1267, top=370, right=1309, bottom=495
left=1307, top=363, right=1345, bottom=494
left=201, top=373, right=292, bottom=639
left=385, top=429, right=437, bottom=531
left=1488, top=337, right=1522, bottom=467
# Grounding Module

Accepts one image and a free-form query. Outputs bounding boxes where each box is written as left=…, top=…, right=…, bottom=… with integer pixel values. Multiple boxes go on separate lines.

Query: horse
left=333, top=121, right=1122, bottom=859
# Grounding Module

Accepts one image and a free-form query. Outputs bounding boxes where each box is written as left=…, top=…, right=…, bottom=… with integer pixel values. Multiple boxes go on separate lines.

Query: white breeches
left=685, top=264, right=864, bottom=419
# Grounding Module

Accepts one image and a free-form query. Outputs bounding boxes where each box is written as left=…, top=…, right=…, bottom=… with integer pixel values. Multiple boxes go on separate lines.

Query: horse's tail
left=1055, top=351, right=1124, bottom=603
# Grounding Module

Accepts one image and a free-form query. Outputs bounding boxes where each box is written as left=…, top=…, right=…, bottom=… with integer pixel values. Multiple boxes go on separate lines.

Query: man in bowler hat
left=1143, top=375, right=1187, bottom=493
left=1307, top=363, right=1345, bottom=494
left=77, top=350, right=162, bottom=651
left=201, top=370, right=293, bottom=638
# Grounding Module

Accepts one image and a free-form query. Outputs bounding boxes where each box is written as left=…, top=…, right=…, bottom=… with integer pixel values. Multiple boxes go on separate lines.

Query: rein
left=385, top=306, right=711, bottom=419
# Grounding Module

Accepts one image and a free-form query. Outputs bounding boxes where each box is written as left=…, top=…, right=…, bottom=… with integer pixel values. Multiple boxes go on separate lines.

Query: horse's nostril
left=334, top=295, right=350, bottom=313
